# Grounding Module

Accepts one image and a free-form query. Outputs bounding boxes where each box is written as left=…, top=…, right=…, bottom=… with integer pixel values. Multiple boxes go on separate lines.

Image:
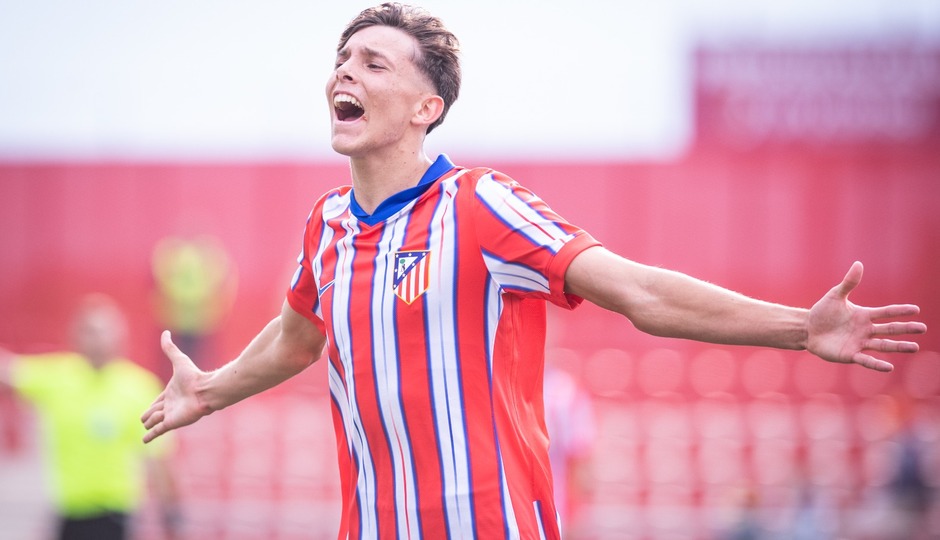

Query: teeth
left=334, top=93, right=363, bottom=109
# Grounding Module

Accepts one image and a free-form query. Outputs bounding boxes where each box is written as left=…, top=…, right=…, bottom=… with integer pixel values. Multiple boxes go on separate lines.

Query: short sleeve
left=472, top=170, right=601, bottom=310
left=286, top=206, right=328, bottom=334
left=9, top=353, right=66, bottom=404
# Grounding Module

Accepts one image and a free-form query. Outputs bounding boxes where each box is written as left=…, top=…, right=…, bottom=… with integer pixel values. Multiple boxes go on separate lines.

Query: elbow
left=281, top=331, right=326, bottom=374
left=296, top=344, right=325, bottom=370
left=279, top=341, right=323, bottom=375
left=616, top=290, right=673, bottom=339
left=630, top=316, right=671, bottom=339
left=272, top=310, right=327, bottom=372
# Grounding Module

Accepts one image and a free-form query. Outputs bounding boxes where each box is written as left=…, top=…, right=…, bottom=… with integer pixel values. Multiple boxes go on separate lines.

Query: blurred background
left=1, top=0, right=938, bottom=538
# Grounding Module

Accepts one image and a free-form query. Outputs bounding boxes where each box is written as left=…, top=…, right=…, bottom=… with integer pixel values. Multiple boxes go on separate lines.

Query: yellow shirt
left=11, top=352, right=168, bottom=517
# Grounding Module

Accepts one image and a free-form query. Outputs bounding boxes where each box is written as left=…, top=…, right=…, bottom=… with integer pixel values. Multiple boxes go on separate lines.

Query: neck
left=85, top=353, right=113, bottom=370
left=349, top=148, right=434, bottom=215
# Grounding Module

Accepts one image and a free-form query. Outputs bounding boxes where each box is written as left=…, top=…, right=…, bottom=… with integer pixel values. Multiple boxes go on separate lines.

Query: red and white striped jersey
left=287, top=154, right=600, bottom=540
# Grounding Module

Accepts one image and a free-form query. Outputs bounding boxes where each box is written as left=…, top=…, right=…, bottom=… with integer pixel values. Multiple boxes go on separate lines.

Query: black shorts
left=57, top=512, right=128, bottom=540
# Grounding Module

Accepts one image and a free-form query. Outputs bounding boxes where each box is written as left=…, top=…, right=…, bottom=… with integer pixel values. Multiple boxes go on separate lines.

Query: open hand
left=806, top=261, right=926, bottom=372
left=141, top=331, right=213, bottom=443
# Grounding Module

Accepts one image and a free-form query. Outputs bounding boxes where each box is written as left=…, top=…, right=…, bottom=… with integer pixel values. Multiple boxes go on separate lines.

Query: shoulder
left=12, top=351, right=81, bottom=372
left=9, top=352, right=84, bottom=397
left=452, top=166, right=505, bottom=184
left=445, top=167, right=518, bottom=199
left=311, top=185, right=353, bottom=216
left=300, top=186, right=353, bottom=238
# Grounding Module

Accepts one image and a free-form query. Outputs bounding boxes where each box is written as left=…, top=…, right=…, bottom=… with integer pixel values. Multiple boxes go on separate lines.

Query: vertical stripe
left=332, top=216, right=379, bottom=539
left=422, top=256, right=430, bottom=294
left=425, top=176, right=475, bottom=538
left=328, top=362, right=355, bottom=456
left=314, top=192, right=349, bottom=280
left=311, top=193, right=346, bottom=321
left=372, top=215, right=421, bottom=540
left=533, top=501, right=547, bottom=540
left=290, top=256, right=304, bottom=289
left=483, top=277, right=520, bottom=540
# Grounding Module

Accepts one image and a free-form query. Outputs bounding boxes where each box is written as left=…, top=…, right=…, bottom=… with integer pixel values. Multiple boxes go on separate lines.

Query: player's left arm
left=564, top=246, right=926, bottom=371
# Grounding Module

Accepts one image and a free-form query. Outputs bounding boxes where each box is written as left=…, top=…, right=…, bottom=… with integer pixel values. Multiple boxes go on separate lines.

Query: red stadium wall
left=1, top=147, right=936, bottom=375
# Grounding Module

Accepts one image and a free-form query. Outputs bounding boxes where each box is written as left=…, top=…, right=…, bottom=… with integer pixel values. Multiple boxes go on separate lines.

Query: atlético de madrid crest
left=393, top=250, right=431, bottom=304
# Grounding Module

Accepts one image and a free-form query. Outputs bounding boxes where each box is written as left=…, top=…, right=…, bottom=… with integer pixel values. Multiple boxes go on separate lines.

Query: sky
left=0, top=0, right=937, bottom=161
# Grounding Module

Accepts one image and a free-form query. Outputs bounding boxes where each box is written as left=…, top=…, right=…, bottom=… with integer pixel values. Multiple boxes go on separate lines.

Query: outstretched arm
left=565, top=247, right=925, bottom=371
left=141, top=300, right=326, bottom=443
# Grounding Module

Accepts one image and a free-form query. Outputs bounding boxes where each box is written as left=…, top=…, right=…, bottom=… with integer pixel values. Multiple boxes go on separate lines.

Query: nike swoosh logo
left=318, top=280, right=335, bottom=296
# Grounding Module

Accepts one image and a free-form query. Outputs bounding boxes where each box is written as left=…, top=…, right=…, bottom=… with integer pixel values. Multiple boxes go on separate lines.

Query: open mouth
left=334, top=94, right=365, bottom=121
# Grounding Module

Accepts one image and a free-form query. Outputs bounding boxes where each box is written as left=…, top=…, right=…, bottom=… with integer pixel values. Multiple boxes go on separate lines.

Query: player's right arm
left=141, top=300, right=326, bottom=443
left=564, top=247, right=924, bottom=371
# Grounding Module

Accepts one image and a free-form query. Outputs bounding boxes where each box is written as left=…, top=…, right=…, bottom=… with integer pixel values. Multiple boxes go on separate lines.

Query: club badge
left=393, top=250, right=431, bottom=304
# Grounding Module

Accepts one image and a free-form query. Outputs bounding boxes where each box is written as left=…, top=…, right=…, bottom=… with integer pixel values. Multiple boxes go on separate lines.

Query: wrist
left=795, top=308, right=810, bottom=351
left=195, top=370, right=224, bottom=414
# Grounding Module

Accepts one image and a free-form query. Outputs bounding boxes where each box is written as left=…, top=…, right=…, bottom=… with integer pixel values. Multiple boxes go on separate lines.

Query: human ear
left=413, top=95, right=445, bottom=129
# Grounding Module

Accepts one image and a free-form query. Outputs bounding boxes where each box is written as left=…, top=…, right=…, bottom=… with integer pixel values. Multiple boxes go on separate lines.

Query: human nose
left=335, top=62, right=355, bottom=82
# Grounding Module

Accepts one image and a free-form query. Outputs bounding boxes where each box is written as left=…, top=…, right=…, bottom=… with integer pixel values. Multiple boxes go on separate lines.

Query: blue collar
left=350, top=154, right=456, bottom=226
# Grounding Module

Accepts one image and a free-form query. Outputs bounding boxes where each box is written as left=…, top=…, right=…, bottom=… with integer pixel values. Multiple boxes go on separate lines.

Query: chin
left=330, top=128, right=371, bottom=157
left=329, top=136, right=359, bottom=157
left=330, top=144, right=353, bottom=157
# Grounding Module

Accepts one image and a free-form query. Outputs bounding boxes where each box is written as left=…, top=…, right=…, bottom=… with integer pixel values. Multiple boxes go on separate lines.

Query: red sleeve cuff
left=548, top=232, right=602, bottom=310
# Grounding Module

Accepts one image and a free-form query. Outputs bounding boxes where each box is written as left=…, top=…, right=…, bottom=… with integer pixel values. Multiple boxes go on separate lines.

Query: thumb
left=160, top=330, right=192, bottom=369
left=834, top=261, right=864, bottom=300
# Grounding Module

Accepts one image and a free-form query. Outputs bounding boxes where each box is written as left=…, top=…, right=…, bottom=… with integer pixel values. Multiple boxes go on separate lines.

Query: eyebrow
left=336, top=45, right=395, bottom=67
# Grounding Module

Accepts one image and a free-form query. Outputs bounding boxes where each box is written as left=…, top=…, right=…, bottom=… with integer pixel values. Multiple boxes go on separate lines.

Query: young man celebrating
left=141, top=4, right=926, bottom=539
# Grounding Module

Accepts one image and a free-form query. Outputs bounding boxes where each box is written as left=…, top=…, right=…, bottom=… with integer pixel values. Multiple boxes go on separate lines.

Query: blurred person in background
left=151, top=233, right=237, bottom=370
left=0, top=294, right=180, bottom=540
left=882, top=394, right=934, bottom=539
left=849, top=393, right=936, bottom=540
left=543, top=363, right=595, bottom=535
left=140, top=3, right=926, bottom=539
left=722, top=488, right=765, bottom=540
left=544, top=307, right=596, bottom=536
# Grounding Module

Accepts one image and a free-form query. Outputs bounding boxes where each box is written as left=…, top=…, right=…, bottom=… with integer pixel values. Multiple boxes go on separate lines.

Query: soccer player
left=140, top=4, right=927, bottom=539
